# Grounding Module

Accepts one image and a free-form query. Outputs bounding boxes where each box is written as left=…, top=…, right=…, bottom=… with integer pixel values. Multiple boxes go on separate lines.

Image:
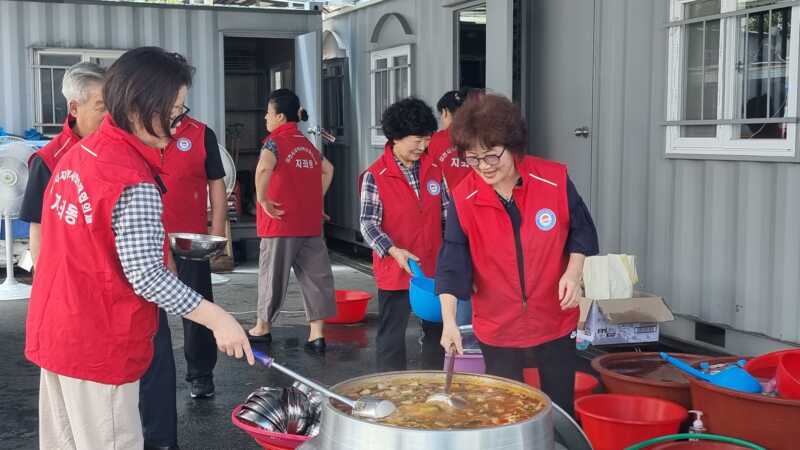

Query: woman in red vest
left=248, top=88, right=336, bottom=354
left=359, top=98, right=444, bottom=371
left=428, top=88, right=475, bottom=190
left=25, top=47, right=253, bottom=450
left=436, top=93, right=598, bottom=417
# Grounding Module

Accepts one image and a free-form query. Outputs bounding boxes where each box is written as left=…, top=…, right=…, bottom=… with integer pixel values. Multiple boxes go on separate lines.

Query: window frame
left=369, top=44, right=413, bottom=147
left=665, top=0, right=800, bottom=160
left=32, top=47, right=124, bottom=136
left=322, top=57, right=349, bottom=145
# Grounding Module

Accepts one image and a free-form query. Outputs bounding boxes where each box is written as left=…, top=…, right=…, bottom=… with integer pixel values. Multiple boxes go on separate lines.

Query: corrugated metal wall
left=324, top=0, right=800, bottom=346
left=322, top=0, right=454, bottom=239
left=592, top=0, right=799, bottom=345
left=0, top=0, right=320, bottom=137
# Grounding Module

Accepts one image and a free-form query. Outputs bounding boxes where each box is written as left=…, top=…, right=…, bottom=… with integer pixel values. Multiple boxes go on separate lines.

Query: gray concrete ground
left=0, top=253, right=457, bottom=450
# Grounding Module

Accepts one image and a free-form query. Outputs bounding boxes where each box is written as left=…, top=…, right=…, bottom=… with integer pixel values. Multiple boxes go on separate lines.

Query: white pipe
left=2, top=215, right=16, bottom=287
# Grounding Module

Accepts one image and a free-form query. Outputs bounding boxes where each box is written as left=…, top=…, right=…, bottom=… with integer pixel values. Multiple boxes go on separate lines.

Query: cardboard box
left=577, top=292, right=674, bottom=345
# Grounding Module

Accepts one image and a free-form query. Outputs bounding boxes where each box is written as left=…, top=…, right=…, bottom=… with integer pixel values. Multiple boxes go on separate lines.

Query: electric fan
left=210, top=144, right=237, bottom=286
left=0, top=141, right=36, bottom=300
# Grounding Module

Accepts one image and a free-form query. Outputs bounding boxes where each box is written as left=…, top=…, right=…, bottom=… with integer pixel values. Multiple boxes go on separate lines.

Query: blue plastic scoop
left=659, top=352, right=762, bottom=394
left=407, top=260, right=442, bottom=322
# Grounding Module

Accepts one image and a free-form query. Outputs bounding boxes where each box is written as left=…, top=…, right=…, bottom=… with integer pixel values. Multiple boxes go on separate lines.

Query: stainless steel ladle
left=426, top=344, right=468, bottom=409
left=252, top=350, right=396, bottom=420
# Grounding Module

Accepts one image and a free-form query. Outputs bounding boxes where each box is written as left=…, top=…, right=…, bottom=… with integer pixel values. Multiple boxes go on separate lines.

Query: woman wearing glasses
left=435, top=93, right=598, bottom=417
left=25, top=47, right=253, bottom=450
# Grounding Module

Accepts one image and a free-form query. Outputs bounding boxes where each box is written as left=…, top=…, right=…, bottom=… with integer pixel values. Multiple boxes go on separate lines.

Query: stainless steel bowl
left=237, top=405, right=281, bottom=432
left=169, top=233, right=227, bottom=261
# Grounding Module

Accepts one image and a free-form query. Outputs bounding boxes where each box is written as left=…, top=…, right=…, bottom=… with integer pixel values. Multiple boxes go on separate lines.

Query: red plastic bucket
left=776, top=352, right=800, bottom=400
left=575, top=394, right=687, bottom=450
left=522, top=369, right=599, bottom=400
left=231, top=405, right=310, bottom=450
left=325, top=290, right=372, bottom=324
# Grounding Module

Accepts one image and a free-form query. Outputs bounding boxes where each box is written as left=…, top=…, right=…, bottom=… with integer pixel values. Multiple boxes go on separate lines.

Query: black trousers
left=178, top=258, right=217, bottom=381
left=139, top=259, right=216, bottom=446
left=139, top=308, right=178, bottom=446
left=478, top=334, right=577, bottom=417
left=376, top=289, right=444, bottom=372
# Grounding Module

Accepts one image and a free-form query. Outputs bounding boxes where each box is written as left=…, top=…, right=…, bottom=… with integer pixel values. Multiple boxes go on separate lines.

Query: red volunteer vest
left=161, top=116, right=208, bottom=234
left=30, top=115, right=81, bottom=171
left=453, top=156, right=577, bottom=348
left=256, top=122, right=323, bottom=237
left=25, top=115, right=162, bottom=385
left=366, top=144, right=443, bottom=290
left=428, top=129, right=471, bottom=190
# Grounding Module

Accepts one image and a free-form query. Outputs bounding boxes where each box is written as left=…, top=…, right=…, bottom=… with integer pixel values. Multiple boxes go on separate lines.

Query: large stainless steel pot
left=296, top=371, right=555, bottom=450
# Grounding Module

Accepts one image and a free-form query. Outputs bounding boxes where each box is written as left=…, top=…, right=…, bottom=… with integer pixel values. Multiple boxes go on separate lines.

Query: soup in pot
left=335, top=378, right=546, bottom=429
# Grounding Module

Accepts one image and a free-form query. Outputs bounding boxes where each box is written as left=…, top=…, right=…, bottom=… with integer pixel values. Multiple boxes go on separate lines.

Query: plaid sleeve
left=359, top=172, right=394, bottom=257
left=112, top=183, right=203, bottom=316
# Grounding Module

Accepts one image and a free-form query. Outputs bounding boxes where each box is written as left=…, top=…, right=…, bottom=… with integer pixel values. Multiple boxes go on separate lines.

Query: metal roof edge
left=16, top=0, right=321, bottom=16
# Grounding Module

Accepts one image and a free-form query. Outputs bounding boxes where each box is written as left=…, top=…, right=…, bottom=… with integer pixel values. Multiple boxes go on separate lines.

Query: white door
left=294, top=31, right=322, bottom=149
left=528, top=1, right=595, bottom=204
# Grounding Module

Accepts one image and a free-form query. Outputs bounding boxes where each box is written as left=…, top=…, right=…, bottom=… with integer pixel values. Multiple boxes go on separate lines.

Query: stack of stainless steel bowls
left=236, top=383, right=324, bottom=437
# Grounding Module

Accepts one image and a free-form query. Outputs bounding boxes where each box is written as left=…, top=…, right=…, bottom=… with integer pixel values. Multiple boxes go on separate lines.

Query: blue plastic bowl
left=408, top=261, right=443, bottom=323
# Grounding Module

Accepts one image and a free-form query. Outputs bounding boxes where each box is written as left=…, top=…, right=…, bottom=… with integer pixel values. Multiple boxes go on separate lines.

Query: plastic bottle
left=688, top=410, right=706, bottom=441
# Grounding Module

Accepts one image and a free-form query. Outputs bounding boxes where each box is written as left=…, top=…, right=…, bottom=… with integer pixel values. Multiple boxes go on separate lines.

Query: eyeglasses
left=464, top=147, right=506, bottom=168
left=170, top=105, right=190, bottom=130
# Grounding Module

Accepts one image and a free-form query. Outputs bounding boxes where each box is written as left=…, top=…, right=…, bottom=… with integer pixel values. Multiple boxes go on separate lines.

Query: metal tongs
left=252, top=350, right=397, bottom=420
left=426, top=344, right=468, bottom=409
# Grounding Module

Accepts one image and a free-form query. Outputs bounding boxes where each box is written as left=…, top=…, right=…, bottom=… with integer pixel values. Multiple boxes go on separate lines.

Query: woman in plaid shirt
left=359, top=98, right=445, bottom=372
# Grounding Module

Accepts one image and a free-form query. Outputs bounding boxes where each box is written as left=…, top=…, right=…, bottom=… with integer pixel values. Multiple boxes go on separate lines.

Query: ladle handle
left=444, top=344, right=457, bottom=394
left=408, top=260, right=425, bottom=278
left=252, top=350, right=356, bottom=408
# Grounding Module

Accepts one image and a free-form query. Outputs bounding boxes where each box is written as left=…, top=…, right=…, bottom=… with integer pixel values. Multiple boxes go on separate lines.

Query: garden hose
left=624, top=433, right=766, bottom=450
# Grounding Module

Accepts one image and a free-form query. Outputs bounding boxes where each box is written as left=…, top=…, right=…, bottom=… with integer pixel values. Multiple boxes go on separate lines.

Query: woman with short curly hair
left=359, top=97, right=445, bottom=371
left=435, top=93, right=598, bottom=417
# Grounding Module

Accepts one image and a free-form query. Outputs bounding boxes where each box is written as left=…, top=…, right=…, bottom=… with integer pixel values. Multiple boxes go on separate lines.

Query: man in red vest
left=20, top=62, right=106, bottom=264
left=137, top=112, right=228, bottom=449
left=359, top=98, right=444, bottom=371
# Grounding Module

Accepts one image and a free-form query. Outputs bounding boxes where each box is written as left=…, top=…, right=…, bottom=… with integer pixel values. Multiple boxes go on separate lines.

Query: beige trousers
left=39, top=368, right=143, bottom=450
left=257, top=236, right=337, bottom=323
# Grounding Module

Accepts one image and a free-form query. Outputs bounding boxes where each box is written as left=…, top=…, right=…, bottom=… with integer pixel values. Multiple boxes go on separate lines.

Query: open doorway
left=223, top=36, right=294, bottom=248
left=456, top=4, right=486, bottom=89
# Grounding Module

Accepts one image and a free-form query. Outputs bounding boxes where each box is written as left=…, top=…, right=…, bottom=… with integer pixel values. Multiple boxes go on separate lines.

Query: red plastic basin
left=575, top=394, right=687, bottom=450
left=231, top=405, right=310, bottom=450
left=777, top=352, right=800, bottom=400
left=325, top=290, right=372, bottom=324
left=522, top=369, right=599, bottom=400
left=745, top=349, right=800, bottom=381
